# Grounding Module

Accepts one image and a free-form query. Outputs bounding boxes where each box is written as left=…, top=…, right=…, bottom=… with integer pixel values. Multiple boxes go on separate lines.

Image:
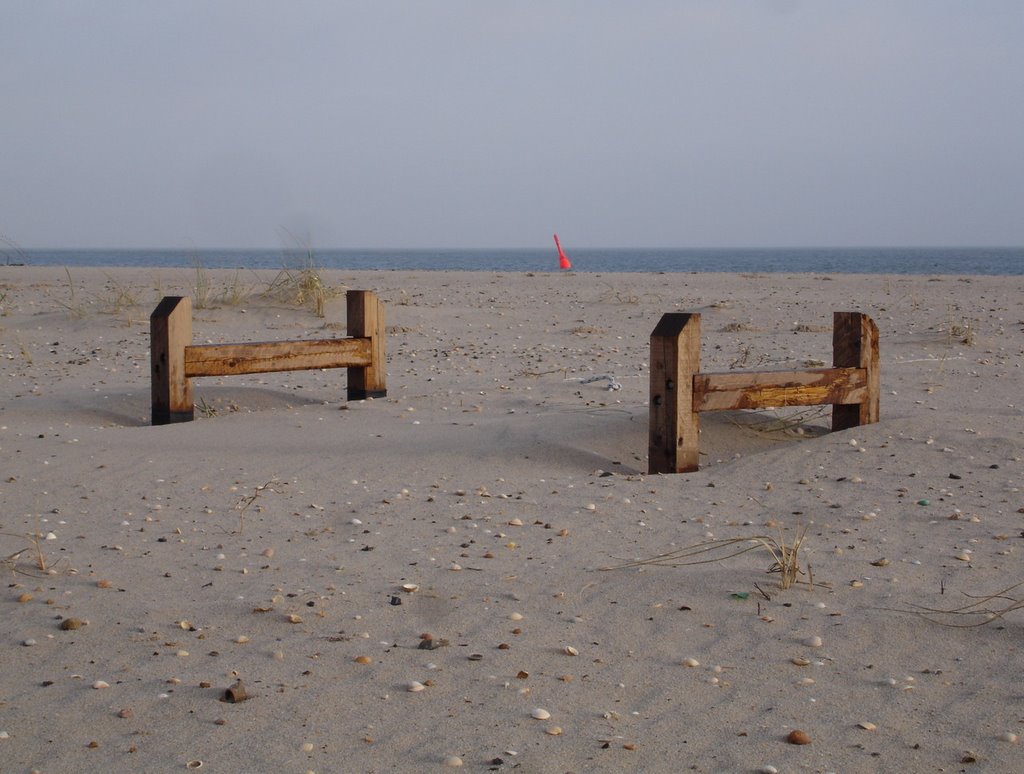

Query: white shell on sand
left=444, top=756, right=464, bottom=767
left=682, top=658, right=700, bottom=667
left=804, top=635, right=823, bottom=648
left=531, top=708, right=551, bottom=720
left=407, top=681, right=426, bottom=692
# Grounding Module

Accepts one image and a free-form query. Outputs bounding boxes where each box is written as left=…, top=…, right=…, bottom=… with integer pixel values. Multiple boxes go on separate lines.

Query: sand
left=1, top=265, right=1022, bottom=773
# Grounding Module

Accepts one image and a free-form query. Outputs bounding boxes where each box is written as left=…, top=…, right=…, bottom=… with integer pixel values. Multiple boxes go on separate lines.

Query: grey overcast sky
left=2, top=1, right=1023, bottom=249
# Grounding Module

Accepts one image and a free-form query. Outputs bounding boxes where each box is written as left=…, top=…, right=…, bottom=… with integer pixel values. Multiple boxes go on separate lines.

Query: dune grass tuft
left=602, top=524, right=817, bottom=591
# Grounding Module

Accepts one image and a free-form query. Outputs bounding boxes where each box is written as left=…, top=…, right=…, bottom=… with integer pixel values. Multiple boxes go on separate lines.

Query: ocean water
left=5, top=246, right=1023, bottom=275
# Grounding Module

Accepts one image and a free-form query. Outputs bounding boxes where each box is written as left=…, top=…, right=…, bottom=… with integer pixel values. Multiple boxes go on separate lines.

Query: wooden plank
left=649, top=313, right=701, bottom=474
left=150, top=296, right=194, bottom=424
left=184, top=337, right=372, bottom=377
left=694, top=367, right=867, bottom=412
left=832, top=312, right=880, bottom=430
left=346, top=290, right=388, bottom=399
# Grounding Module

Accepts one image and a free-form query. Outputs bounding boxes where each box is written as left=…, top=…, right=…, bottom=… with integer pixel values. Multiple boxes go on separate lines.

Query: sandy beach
left=1, top=265, right=1022, bottom=773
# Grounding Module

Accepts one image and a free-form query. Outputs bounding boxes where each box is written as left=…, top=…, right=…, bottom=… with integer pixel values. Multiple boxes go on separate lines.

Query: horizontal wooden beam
left=694, top=366, right=867, bottom=412
left=184, top=337, right=372, bottom=377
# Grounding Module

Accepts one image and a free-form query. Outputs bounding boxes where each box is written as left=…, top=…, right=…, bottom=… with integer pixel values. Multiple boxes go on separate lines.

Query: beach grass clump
left=3, top=530, right=55, bottom=575
left=262, top=250, right=339, bottom=318
left=602, top=524, right=814, bottom=591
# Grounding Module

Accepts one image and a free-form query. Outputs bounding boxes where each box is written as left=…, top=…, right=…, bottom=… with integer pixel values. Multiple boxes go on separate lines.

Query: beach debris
left=60, top=617, right=85, bottom=631
left=553, top=233, right=572, bottom=270
left=353, top=656, right=372, bottom=664
left=786, top=729, right=811, bottom=745
left=223, top=680, right=247, bottom=703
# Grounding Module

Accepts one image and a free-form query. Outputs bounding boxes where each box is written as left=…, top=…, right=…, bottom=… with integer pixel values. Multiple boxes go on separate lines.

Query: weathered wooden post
left=151, top=296, right=194, bottom=425
left=649, top=313, right=701, bottom=474
left=345, top=289, right=388, bottom=400
left=831, top=311, right=880, bottom=430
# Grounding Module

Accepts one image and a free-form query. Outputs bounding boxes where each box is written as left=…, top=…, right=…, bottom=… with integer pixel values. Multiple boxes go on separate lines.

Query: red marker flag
left=553, top=233, right=572, bottom=270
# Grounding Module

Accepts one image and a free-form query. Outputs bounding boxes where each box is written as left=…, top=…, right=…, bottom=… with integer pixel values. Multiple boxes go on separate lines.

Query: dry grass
left=602, top=524, right=818, bottom=591
left=883, top=582, right=1024, bottom=627
left=262, top=251, right=340, bottom=318
left=3, top=530, right=56, bottom=575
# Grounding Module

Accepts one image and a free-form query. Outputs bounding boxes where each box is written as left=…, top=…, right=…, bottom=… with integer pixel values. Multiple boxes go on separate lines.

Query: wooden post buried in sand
left=150, top=290, right=387, bottom=425
left=649, top=311, right=879, bottom=474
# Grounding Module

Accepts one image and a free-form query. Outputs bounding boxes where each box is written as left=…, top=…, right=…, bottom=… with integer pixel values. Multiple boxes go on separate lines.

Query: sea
left=4, top=246, right=1023, bottom=275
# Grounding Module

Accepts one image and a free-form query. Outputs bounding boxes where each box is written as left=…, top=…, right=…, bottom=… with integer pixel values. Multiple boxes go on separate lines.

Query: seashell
left=563, top=646, right=579, bottom=656
left=186, top=761, right=203, bottom=770
left=261, top=548, right=275, bottom=558
left=353, top=656, right=372, bottom=664
left=117, top=708, right=133, bottom=718
left=786, top=729, right=811, bottom=745
left=858, top=721, right=877, bottom=731
left=60, top=618, right=84, bottom=631
left=531, top=708, right=551, bottom=720
left=870, top=558, right=890, bottom=567
left=545, top=726, right=563, bottom=736
left=444, top=756, right=464, bottom=767
left=796, top=677, right=815, bottom=686
left=508, top=518, right=523, bottom=527
left=401, top=583, right=419, bottom=593
left=682, top=658, right=700, bottom=667
left=1001, top=732, right=1019, bottom=744
left=509, top=612, right=523, bottom=621
left=804, top=635, right=823, bottom=648
left=516, top=671, right=529, bottom=679
left=235, top=635, right=250, bottom=644
left=286, top=613, right=303, bottom=624
left=406, top=681, right=426, bottom=692
left=92, top=680, right=110, bottom=690
left=791, top=657, right=811, bottom=666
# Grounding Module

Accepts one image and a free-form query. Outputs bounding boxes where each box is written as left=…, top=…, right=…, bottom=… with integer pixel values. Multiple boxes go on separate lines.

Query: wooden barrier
left=151, top=290, right=387, bottom=425
left=649, top=311, right=879, bottom=474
